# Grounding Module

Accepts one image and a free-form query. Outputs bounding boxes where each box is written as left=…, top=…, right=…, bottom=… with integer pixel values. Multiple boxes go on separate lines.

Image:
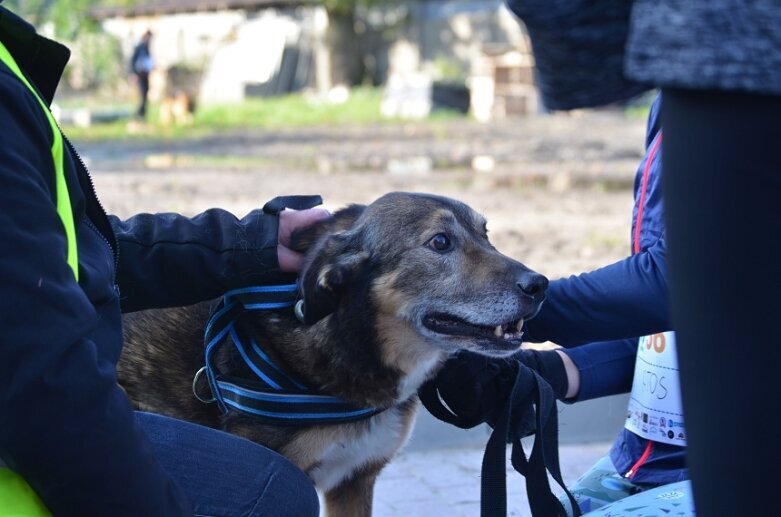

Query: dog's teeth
left=504, top=333, right=512, bottom=340
left=516, top=318, right=525, bottom=332
left=494, top=325, right=503, bottom=337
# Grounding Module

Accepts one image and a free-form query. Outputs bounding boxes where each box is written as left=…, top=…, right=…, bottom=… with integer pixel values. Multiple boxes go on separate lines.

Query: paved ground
left=367, top=440, right=610, bottom=517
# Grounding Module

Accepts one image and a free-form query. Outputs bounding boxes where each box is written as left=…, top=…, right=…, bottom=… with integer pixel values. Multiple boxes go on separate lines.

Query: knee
left=251, top=460, right=319, bottom=517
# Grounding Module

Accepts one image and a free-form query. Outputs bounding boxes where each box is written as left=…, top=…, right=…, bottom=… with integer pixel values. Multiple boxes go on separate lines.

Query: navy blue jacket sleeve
left=111, top=208, right=289, bottom=313
left=526, top=235, right=669, bottom=347
left=525, top=237, right=669, bottom=400
left=564, top=338, right=638, bottom=401
left=0, top=73, right=190, bottom=515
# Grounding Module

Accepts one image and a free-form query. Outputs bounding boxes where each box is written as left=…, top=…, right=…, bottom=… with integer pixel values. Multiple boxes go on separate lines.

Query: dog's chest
left=308, top=407, right=413, bottom=492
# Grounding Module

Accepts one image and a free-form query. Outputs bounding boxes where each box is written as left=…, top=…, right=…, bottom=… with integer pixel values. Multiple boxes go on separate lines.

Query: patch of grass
left=427, top=108, right=466, bottom=122
left=625, top=105, right=651, bottom=120
left=172, top=154, right=317, bottom=171
left=62, top=87, right=426, bottom=142
left=194, top=87, right=388, bottom=128
left=623, top=90, right=657, bottom=120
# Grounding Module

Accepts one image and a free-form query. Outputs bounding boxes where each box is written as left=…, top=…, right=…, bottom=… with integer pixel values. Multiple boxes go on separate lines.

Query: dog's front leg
left=323, top=462, right=384, bottom=517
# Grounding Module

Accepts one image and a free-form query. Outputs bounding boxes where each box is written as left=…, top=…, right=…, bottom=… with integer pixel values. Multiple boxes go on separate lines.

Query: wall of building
left=102, top=8, right=320, bottom=104
left=405, top=1, right=527, bottom=79
left=100, top=1, right=531, bottom=107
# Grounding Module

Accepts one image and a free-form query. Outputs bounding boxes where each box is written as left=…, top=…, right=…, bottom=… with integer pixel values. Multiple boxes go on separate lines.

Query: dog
left=118, top=192, right=548, bottom=516
left=158, top=90, right=195, bottom=126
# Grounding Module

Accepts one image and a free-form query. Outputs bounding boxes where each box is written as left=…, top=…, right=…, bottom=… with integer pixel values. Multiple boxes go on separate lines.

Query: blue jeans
left=135, top=412, right=319, bottom=517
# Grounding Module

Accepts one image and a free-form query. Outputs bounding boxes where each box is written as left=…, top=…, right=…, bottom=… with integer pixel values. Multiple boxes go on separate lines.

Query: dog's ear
left=289, top=204, right=366, bottom=253
left=294, top=203, right=369, bottom=324
left=298, top=231, right=370, bottom=325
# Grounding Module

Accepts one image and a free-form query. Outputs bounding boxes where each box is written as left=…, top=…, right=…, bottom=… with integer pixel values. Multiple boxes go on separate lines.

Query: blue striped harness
left=195, top=284, right=381, bottom=425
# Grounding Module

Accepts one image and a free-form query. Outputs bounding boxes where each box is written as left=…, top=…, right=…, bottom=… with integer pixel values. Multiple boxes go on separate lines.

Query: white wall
left=103, top=11, right=246, bottom=71
left=198, top=10, right=304, bottom=104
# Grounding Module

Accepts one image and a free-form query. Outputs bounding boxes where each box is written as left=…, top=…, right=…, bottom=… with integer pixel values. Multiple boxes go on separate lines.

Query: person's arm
left=110, top=206, right=328, bottom=313
left=0, top=73, right=190, bottom=515
left=526, top=235, right=669, bottom=347
left=556, top=349, right=580, bottom=398
left=557, top=338, right=637, bottom=401
left=504, top=0, right=650, bottom=110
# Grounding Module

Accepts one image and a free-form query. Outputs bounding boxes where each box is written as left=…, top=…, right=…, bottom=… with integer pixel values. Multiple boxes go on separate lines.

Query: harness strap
left=202, top=284, right=381, bottom=426
left=262, top=195, right=323, bottom=214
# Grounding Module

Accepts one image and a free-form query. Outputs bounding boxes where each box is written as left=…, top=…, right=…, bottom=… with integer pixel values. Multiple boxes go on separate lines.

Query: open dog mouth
left=422, top=313, right=525, bottom=344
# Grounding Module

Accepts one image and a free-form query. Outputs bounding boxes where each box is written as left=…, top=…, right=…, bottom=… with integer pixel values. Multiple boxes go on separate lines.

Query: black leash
left=422, top=364, right=581, bottom=517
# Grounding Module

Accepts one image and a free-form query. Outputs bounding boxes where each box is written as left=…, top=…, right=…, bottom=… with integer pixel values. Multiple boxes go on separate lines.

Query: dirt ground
left=79, top=108, right=646, bottom=281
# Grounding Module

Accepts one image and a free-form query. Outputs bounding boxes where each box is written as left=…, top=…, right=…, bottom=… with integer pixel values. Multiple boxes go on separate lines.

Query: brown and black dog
left=118, top=192, right=547, bottom=517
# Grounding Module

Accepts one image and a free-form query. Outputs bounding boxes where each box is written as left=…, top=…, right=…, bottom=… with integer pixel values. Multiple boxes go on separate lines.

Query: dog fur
left=118, top=192, right=547, bottom=516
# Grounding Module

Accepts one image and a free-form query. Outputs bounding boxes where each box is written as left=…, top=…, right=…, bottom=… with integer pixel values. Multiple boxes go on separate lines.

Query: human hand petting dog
left=277, top=208, right=331, bottom=272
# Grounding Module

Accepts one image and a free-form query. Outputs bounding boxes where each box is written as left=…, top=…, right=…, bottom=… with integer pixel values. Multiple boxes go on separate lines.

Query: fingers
left=278, top=245, right=304, bottom=273
left=277, top=208, right=331, bottom=273
left=278, top=208, right=331, bottom=247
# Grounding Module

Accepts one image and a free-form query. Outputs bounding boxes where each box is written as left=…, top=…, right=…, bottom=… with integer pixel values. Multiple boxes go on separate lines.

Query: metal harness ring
left=294, top=299, right=306, bottom=324
left=192, top=366, right=217, bottom=404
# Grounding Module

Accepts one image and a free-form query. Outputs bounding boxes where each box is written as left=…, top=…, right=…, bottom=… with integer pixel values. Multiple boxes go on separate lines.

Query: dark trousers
left=136, top=412, right=319, bottom=516
left=136, top=72, right=149, bottom=118
left=662, top=89, right=781, bottom=516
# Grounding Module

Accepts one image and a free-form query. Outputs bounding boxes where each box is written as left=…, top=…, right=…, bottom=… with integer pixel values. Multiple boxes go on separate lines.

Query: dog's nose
left=517, top=272, right=548, bottom=301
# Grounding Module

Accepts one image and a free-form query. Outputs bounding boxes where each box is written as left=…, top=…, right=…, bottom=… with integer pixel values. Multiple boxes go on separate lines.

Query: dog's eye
left=428, top=233, right=453, bottom=252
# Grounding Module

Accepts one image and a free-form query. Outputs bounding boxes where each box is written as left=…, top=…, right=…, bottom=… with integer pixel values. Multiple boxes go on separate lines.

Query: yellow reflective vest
left=0, top=38, right=77, bottom=517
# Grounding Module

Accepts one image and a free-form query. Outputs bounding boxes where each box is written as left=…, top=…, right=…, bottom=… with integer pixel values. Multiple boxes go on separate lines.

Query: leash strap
left=202, top=284, right=380, bottom=426
left=422, top=364, right=580, bottom=517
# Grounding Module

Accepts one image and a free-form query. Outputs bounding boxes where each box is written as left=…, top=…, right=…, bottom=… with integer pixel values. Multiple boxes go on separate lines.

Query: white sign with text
left=625, top=332, right=687, bottom=446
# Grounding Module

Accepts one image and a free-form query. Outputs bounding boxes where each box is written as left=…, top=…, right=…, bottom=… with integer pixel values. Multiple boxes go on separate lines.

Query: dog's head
left=290, top=192, right=547, bottom=358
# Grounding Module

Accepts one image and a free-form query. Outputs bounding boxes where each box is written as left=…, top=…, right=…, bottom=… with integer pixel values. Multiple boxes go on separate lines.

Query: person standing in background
left=130, top=30, right=153, bottom=119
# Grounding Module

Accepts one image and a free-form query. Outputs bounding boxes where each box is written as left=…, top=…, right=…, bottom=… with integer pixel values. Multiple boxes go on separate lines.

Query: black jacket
left=0, top=6, right=290, bottom=515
